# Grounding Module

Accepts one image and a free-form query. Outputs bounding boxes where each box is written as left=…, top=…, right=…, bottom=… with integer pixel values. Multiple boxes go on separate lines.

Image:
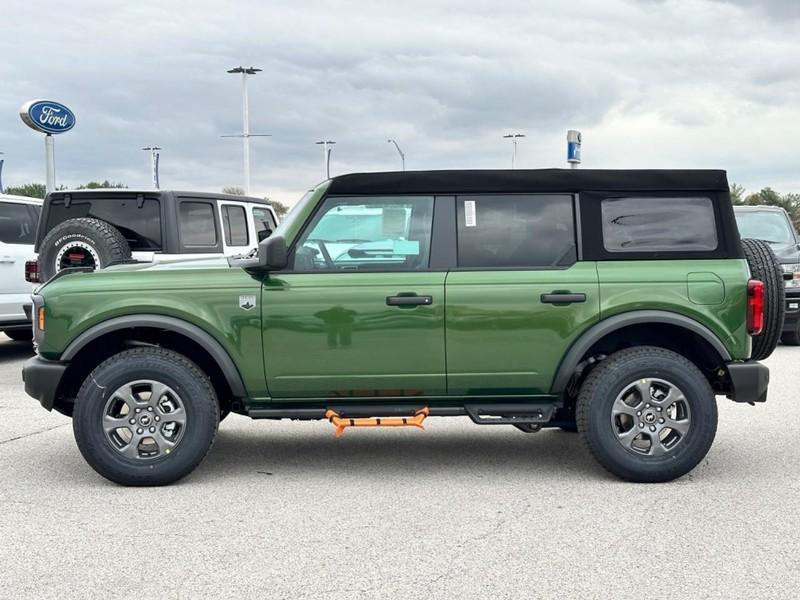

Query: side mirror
left=258, top=234, right=288, bottom=270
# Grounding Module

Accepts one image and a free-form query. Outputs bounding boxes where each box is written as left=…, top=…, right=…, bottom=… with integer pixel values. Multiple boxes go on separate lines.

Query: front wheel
left=72, top=348, right=219, bottom=486
left=577, top=346, right=717, bottom=483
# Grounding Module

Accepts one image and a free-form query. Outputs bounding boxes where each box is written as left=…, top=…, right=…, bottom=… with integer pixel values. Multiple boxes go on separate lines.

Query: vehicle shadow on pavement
left=201, top=425, right=610, bottom=481
left=0, top=340, right=34, bottom=364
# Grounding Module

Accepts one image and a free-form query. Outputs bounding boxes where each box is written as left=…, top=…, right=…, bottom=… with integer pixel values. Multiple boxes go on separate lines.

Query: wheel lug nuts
left=659, top=418, right=665, bottom=424
left=657, top=407, right=662, bottom=412
left=149, top=427, right=156, bottom=433
left=650, top=426, right=656, bottom=432
left=637, top=411, right=642, bottom=416
left=639, top=422, right=645, bottom=428
left=155, top=416, right=160, bottom=422
left=137, top=428, right=143, bottom=434
left=645, top=403, right=651, bottom=408
left=147, top=406, right=153, bottom=412
left=129, top=419, right=136, bottom=425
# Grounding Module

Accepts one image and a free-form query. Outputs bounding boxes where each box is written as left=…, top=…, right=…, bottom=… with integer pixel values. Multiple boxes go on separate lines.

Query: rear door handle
left=386, top=295, right=433, bottom=307
left=540, top=292, right=586, bottom=304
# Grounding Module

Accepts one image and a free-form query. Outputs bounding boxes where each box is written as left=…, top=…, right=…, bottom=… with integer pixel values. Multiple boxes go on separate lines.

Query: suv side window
left=221, top=204, right=249, bottom=246
left=178, top=201, right=218, bottom=249
left=456, top=195, right=576, bottom=268
left=292, top=196, right=434, bottom=271
left=0, top=202, right=38, bottom=244
left=252, top=206, right=277, bottom=240
left=602, top=196, right=718, bottom=252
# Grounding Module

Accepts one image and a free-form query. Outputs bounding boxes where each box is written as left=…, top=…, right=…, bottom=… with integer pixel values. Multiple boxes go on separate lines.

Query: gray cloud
left=1, top=0, right=799, bottom=204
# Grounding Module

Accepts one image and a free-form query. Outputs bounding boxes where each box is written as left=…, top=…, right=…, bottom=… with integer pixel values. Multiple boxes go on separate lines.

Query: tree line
left=730, top=184, right=800, bottom=230
left=4, top=181, right=127, bottom=198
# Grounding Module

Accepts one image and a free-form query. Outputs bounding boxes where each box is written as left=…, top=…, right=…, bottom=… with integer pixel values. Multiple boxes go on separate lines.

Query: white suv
left=0, top=194, right=42, bottom=341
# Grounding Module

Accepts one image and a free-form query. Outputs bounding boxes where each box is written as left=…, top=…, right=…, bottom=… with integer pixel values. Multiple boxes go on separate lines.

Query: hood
left=766, top=241, right=800, bottom=265
left=102, top=256, right=232, bottom=273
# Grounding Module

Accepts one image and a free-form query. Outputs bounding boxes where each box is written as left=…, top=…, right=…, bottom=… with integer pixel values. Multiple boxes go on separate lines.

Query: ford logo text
left=19, top=100, right=76, bottom=134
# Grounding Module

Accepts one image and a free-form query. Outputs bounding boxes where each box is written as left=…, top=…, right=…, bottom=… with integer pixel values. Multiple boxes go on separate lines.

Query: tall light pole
left=387, top=139, right=405, bottom=171
left=316, top=140, right=336, bottom=179
left=0, top=152, right=4, bottom=194
left=503, top=133, right=526, bottom=169
left=142, top=146, right=162, bottom=189
left=223, top=66, right=271, bottom=195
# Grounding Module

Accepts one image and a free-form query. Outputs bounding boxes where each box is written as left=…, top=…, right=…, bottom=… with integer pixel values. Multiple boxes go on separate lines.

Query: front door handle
left=386, top=295, right=433, bottom=307
left=541, top=292, right=586, bottom=304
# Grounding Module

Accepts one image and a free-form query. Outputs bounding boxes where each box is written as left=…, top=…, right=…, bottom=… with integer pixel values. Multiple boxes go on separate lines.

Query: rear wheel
left=577, top=346, right=717, bottom=483
left=72, top=348, right=219, bottom=486
left=742, top=238, right=785, bottom=360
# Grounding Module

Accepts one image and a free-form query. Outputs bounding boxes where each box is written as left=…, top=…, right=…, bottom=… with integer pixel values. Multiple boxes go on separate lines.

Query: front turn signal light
left=37, top=307, right=45, bottom=331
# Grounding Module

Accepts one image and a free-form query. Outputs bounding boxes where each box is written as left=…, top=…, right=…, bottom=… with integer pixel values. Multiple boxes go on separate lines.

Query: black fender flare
left=550, top=310, right=732, bottom=395
left=61, top=314, right=247, bottom=398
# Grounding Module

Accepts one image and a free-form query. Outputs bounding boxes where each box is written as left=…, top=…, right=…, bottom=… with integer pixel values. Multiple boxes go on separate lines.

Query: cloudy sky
left=1, top=0, right=798, bottom=205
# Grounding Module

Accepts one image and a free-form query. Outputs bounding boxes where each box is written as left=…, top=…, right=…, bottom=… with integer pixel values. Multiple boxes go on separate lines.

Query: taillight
left=747, top=280, right=765, bottom=336
left=25, top=260, right=40, bottom=283
left=37, top=307, right=45, bottom=331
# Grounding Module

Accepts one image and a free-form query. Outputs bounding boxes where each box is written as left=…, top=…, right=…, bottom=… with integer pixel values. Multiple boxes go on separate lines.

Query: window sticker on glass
left=464, top=200, right=477, bottom=227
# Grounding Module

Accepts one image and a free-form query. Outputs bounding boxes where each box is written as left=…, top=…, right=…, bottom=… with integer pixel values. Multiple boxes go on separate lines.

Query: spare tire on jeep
left=741, top=238, right=785, bottom=361
left=38, top=217, right=131, bottom=282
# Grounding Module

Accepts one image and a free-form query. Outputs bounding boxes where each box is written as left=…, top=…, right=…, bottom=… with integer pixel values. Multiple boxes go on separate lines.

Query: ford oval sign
left=19, top=100, right=76, bottom=134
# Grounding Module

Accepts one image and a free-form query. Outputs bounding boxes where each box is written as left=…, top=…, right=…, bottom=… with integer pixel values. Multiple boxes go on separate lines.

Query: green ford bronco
left=23, top=169, right=783, bottom=485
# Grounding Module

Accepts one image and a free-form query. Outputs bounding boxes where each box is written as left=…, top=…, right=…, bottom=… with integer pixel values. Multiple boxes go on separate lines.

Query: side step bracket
left=325, top=407, right=430, bottom=437
left=464, top=403, right=555, bottom=425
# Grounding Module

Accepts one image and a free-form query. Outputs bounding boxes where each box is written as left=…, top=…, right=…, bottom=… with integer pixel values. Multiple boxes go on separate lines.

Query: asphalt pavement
left=1, top=334, right=798, bottom=599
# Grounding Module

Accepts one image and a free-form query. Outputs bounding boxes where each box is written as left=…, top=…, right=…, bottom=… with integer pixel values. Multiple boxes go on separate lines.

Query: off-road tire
left=577, top=346, right=717, bottom=483
left=3, top=329, right=31, bottom=342
left=38, top=217, right=131, bottom=282
left=741, top=238, right=785, bottom=360
left=72, top=348, right=219, bottom=486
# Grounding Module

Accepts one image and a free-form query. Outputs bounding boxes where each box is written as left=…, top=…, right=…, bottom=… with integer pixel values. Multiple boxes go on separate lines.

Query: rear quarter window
left=44, top=196, right=162, bottom=250
left=179, top=201, right=219, bottom=249
left=602, top=196, right=718, bottom=253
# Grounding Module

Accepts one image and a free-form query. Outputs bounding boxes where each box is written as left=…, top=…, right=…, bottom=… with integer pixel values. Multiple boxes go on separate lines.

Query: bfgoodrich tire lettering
left=577, top=346, right=717, bottom=483
left=72, top=348, right=219, bottom=486
left=38, top=217, right=131, bottom=282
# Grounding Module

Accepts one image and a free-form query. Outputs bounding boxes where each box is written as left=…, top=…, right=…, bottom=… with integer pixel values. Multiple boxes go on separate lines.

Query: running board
left=325, top=407, right=430, bottom=437
left=464, top=403, right=555, bottom=425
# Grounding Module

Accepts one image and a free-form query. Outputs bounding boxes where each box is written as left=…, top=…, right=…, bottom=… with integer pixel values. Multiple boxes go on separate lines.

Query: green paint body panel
left=36, top=258, right=270, bottom=399
left=596, top=259, right=750, bottom=360
left=262, top=272, right=447, bottom=397
left=445, top=263, right=600, bottom=395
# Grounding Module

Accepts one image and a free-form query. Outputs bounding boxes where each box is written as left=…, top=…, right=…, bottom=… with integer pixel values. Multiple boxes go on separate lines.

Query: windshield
left=735, top=210, right=796, bottom=244
left=271, top=184, right=326, bottom=240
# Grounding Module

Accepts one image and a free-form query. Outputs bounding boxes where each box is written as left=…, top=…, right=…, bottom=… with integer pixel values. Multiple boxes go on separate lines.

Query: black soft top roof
left=327, top=169, right=730, bottom=196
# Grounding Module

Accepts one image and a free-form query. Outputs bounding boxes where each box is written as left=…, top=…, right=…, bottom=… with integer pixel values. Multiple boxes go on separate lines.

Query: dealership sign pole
left=19, top=100, right=76, bottom=193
